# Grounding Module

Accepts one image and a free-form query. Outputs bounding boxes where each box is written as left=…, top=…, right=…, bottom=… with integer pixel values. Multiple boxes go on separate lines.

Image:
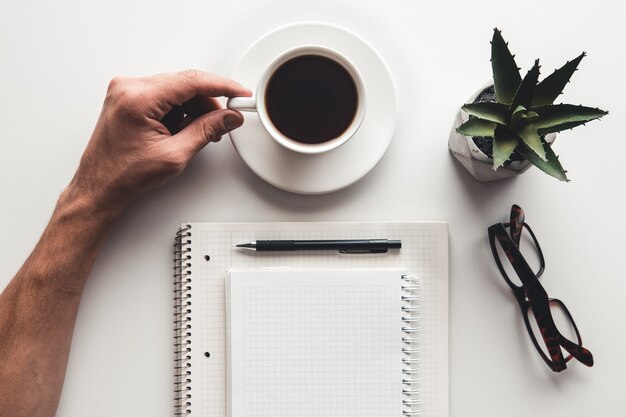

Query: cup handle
left=226, top=97, right=257, bottom=112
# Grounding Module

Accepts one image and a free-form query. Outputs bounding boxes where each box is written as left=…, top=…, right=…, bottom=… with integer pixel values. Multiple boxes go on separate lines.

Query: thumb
left=174, top=109, right=244, bottom=156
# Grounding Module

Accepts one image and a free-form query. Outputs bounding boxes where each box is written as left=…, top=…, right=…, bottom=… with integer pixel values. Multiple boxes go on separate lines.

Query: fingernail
left=225, top=114, right=242, bottom=130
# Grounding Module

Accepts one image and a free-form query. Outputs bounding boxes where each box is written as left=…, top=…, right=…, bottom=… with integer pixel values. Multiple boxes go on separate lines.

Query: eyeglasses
left=487, top=204, right=593, bottom=372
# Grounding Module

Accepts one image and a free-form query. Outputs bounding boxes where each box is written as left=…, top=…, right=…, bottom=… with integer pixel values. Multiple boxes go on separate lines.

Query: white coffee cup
left=227, top=45, right=366, bottom=155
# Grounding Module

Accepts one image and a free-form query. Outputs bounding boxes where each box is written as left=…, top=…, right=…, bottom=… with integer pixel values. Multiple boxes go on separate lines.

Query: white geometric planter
left=448, top=83, right=556, bottom=182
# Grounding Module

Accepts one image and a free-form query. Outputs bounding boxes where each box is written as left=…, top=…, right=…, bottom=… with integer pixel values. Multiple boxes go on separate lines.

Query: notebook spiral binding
left=174, top=224, right=193, bottom=415
left=401, top=274, right=421, bottom=416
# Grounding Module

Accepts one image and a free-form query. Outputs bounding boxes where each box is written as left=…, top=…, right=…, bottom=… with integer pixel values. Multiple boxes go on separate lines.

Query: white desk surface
left=1, top=1, right=625, bottom=416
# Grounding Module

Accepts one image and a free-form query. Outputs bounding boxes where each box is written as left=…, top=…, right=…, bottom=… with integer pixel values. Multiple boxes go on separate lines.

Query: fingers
left=171, top=109, right=244, bottom=157
left=147, top=70, right=252, bottom=118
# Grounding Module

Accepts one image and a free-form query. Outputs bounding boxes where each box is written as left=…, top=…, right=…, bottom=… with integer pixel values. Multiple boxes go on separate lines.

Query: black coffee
left=265, top=55, right=358, bottom=144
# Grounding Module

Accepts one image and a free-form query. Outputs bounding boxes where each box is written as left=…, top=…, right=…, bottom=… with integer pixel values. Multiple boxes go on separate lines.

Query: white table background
left=1, top=1, right=625, bottom=416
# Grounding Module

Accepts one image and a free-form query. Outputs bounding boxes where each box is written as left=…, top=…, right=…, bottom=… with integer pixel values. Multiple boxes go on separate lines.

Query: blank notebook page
left=227, top=268, right=407, bottom=417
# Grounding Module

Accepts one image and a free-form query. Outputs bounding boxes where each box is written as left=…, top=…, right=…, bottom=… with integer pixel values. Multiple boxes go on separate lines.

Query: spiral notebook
left=173, top=222, right=448, bottom=417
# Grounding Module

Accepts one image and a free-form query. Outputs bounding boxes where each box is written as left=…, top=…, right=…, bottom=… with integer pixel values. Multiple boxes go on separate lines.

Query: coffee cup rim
left=255, top=45, right=367, bottom=155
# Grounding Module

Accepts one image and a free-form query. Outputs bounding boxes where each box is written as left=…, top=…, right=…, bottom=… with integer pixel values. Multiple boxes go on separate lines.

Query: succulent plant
left=456, top=28, right=608, bottom=181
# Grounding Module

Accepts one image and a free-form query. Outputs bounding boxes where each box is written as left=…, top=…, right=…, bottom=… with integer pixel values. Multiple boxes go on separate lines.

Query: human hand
left=68, top=70, right=251, bottom=215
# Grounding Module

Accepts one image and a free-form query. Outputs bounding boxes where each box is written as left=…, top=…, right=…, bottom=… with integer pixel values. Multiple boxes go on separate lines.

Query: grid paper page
left=227, top=269, right=405, bottom=417
left=184, top=222, right=448, bottom=417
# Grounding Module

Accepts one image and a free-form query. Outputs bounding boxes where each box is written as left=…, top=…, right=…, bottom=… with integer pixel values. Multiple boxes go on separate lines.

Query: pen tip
left=235, top=243, right=254, bottom=249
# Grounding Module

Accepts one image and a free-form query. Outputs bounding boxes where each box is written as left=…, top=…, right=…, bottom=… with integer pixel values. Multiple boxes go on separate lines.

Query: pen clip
left=339, top=249, right=388, bottom=254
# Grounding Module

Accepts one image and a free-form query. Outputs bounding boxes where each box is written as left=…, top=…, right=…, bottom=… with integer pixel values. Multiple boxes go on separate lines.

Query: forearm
left=0, top=185, right=119, bottom=417
left=0, top=70, right=248, bottom=417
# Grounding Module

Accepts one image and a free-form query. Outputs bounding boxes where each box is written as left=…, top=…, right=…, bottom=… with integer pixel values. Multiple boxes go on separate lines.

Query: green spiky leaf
left=510, top=60, right=540, bottom=111
left=517, top=139, right=569, bottom=181
left=515, top=123, right=546, bottom=161
left=456, top=118, right=497, bottom=137
left=509, top=106, right=526, bottom=127
left=537, top=121, right=591, bottom=134
left=533, top=52, right=586, bottom=106
left=462, top=102, right=509, bottom=125
left=533, top=104, right=608, bottom=134
left=514, top=111, right=539, bottom=125
left=492, top=125, right=519, bottom=169
left=491, top=28, right=522, bottom=105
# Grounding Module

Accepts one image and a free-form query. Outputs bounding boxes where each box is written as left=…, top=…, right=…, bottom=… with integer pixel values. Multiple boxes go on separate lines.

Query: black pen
left=235, top=239, right=401, bottom=254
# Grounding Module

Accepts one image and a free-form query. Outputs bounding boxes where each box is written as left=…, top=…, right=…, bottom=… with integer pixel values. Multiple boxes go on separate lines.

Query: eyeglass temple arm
left=509, top=204, right=525, bottom=246
left=559, top=332, right=594, bottom=367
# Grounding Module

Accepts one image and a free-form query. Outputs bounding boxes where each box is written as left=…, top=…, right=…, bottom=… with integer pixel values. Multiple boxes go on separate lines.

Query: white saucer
left=229, top=22, right=398, bottom=195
